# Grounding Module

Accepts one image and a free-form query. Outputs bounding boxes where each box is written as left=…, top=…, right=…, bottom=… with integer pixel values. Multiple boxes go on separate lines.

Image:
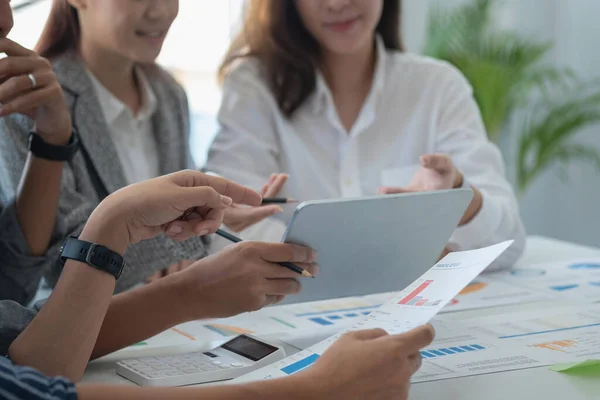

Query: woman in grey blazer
left=0, top=0, right=207, bottom=302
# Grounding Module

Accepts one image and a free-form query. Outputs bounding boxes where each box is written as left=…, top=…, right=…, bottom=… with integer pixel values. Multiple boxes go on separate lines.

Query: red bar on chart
left=398, top=280, right=434, bottom=305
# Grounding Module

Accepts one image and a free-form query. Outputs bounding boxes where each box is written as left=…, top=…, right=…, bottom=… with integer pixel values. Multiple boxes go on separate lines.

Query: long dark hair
left=35, top=0, right=80, bottom=59
left=219, top=0, right=404, bottom=118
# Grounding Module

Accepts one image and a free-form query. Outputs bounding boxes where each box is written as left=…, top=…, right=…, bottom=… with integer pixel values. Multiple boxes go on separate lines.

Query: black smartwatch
left=60, top=236, right=125, bottom=280
left=28, top=130, right=80, bottom=162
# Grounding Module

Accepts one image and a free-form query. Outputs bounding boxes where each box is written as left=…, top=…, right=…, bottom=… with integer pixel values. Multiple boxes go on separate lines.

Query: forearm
left=8, top=259, right=115, bottom=381
left=77, top=377, right=315, bottom=400
left=8, top=207, right=127, bottom=381
left=15, top=154, right=64, bottom=255
left=91, top=272, right=196, bottom=359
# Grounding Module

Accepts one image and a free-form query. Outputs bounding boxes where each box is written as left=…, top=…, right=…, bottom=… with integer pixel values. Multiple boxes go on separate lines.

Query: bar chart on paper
left=515, top=328, right=600, bottom=363
left=455, top=305, right=600, bottom=363
left=412, top=328, right=550, bottom=383
left=181, top=296, right=383, bottom=340
left=398, top=280, right=443, bottom=307
left=232, top=241, right=514, bottom=384
left=421, top=344, right=487, bottom=359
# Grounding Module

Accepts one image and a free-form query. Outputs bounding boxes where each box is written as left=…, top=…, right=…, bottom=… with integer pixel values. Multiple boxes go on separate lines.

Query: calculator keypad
left=118, top=352, right=242, bottom=379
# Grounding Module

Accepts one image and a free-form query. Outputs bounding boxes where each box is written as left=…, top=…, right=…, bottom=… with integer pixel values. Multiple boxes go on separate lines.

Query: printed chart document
left=179, top=295, right=385, bottom=343
left=412, top=320, right=553, bottom=383
left=233, top=241, right=513, bottom=383
left=178, top=262, right=552, bottom=347
left=498, top=258, right=600, bottom=301
left=440, top=274, right=551, bottom=313
left=455, top=304, right=600, bottom=365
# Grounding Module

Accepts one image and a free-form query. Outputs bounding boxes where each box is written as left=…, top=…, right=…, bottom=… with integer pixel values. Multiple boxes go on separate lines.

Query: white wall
left=403, top=0, right=600, bottom=248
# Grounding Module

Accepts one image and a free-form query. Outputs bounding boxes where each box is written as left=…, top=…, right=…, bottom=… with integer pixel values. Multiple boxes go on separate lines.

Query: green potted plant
left=424, top=0, right=600, bottom=195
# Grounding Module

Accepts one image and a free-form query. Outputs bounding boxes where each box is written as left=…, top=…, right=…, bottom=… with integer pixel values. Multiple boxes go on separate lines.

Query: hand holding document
left=233, top=241, right=514, bottom=383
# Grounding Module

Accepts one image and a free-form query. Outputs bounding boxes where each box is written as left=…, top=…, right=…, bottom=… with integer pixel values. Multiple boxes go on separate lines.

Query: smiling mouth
left=325, top=17, right=360, bottom=32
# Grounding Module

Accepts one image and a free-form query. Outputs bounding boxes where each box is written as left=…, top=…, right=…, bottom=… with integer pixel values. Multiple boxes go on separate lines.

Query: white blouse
left=205, top=38, right=526, bottom=270
left=87, top=67, right=160, bottom=185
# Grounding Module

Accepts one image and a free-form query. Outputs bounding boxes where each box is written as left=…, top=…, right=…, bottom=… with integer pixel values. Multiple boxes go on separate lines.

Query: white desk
left=82, top=236, right=600, bottom=399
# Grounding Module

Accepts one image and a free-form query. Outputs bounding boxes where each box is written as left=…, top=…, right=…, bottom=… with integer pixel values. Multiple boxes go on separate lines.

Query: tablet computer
left=278, top=189, right=473, bottom=305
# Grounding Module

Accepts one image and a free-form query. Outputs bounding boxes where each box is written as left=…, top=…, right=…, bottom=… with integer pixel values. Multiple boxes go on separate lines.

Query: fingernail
left=311, top=250, right=318, bottom=262
left=312, top=263, right=320, bottom=276
left=221, top=195, right=233, bottom=206
left=183, top=211, right=201, bottom=221
left=198, top=229, right=209, bottom=236
left=167, top=225, right=183, bottom=235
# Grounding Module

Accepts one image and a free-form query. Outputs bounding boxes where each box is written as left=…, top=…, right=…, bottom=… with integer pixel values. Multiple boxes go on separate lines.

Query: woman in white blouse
left=206, top=0, right=526, bottom=270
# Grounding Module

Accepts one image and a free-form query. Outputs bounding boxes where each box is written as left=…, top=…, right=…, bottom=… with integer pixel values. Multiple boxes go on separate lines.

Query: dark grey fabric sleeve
left=0, top=202, right=51, bottom=305
left=0, top=299, right=45, bottom=356
left=0, top=115, right=207, bottom=302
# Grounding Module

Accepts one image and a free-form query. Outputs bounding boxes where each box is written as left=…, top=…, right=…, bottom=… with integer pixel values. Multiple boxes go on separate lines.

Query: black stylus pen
left=215, top=229, right=314, bottom=278
left=261, top=198, right=298, bottom=205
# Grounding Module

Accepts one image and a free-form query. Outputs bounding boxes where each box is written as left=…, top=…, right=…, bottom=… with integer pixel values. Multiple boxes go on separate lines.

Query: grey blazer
left=0, top=52, right=207, bottom=304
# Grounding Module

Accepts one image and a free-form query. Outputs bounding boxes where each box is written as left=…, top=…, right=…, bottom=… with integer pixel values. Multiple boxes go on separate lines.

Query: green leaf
left=423, top=0, right=600, bottom=194
left=517, top=86, right=600, bottom=193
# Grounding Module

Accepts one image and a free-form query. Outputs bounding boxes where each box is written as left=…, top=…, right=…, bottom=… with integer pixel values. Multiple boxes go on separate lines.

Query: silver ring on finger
left=27, top=73, right=37, bottom=89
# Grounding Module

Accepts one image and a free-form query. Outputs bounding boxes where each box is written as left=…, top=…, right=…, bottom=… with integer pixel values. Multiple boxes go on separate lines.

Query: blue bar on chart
left=407, top=296, right=422, bottom=306
left=308, top=310, right=377, bottom=326
left=421, top=344, right=487, bottom=359
left=296, top=305, right=379, bottom=318
left=309, top=317, right=333, bottom=326
left=450, top=347, right=466, bottom=353
left=281, top=354, right=320, bottom=375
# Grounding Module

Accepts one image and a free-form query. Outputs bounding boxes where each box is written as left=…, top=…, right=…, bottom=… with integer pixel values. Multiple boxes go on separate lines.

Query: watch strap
left=28, top=130, right=80, bottom=162
left=60, top=237, right=124, bottom=279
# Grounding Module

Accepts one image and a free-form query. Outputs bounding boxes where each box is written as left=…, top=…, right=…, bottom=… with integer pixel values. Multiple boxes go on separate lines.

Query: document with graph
left=179, top=295, right=386, bottom=343
left=455, top=304, right=600, bottom=364
left=412, top=320, right=553, bottom=383
left=498, top=258, right=600, bottom=301
left=440, top=274, right=551, bottom=313
left=232, top=241, right=513, bottom=383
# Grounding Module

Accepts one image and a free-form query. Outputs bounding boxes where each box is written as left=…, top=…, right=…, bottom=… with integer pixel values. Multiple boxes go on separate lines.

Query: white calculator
left=116, top=335, right=286, bottom=387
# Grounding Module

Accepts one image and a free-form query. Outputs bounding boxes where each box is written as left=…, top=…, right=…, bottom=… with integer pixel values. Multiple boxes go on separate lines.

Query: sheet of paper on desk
left=179, top=295, right=385, bottom=343
left=440, top=274, right=552, bottom=313
left=179, top=273, right=547, bottom=345
left=412, top=320, right=554, bottom=383
left=232, top=241, right=513, bottom=383
left=450, top=304, right=600, bottom=365
left=116, top=327, right=199, bottom=359
left=497, top=258, right=600, bottom=301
